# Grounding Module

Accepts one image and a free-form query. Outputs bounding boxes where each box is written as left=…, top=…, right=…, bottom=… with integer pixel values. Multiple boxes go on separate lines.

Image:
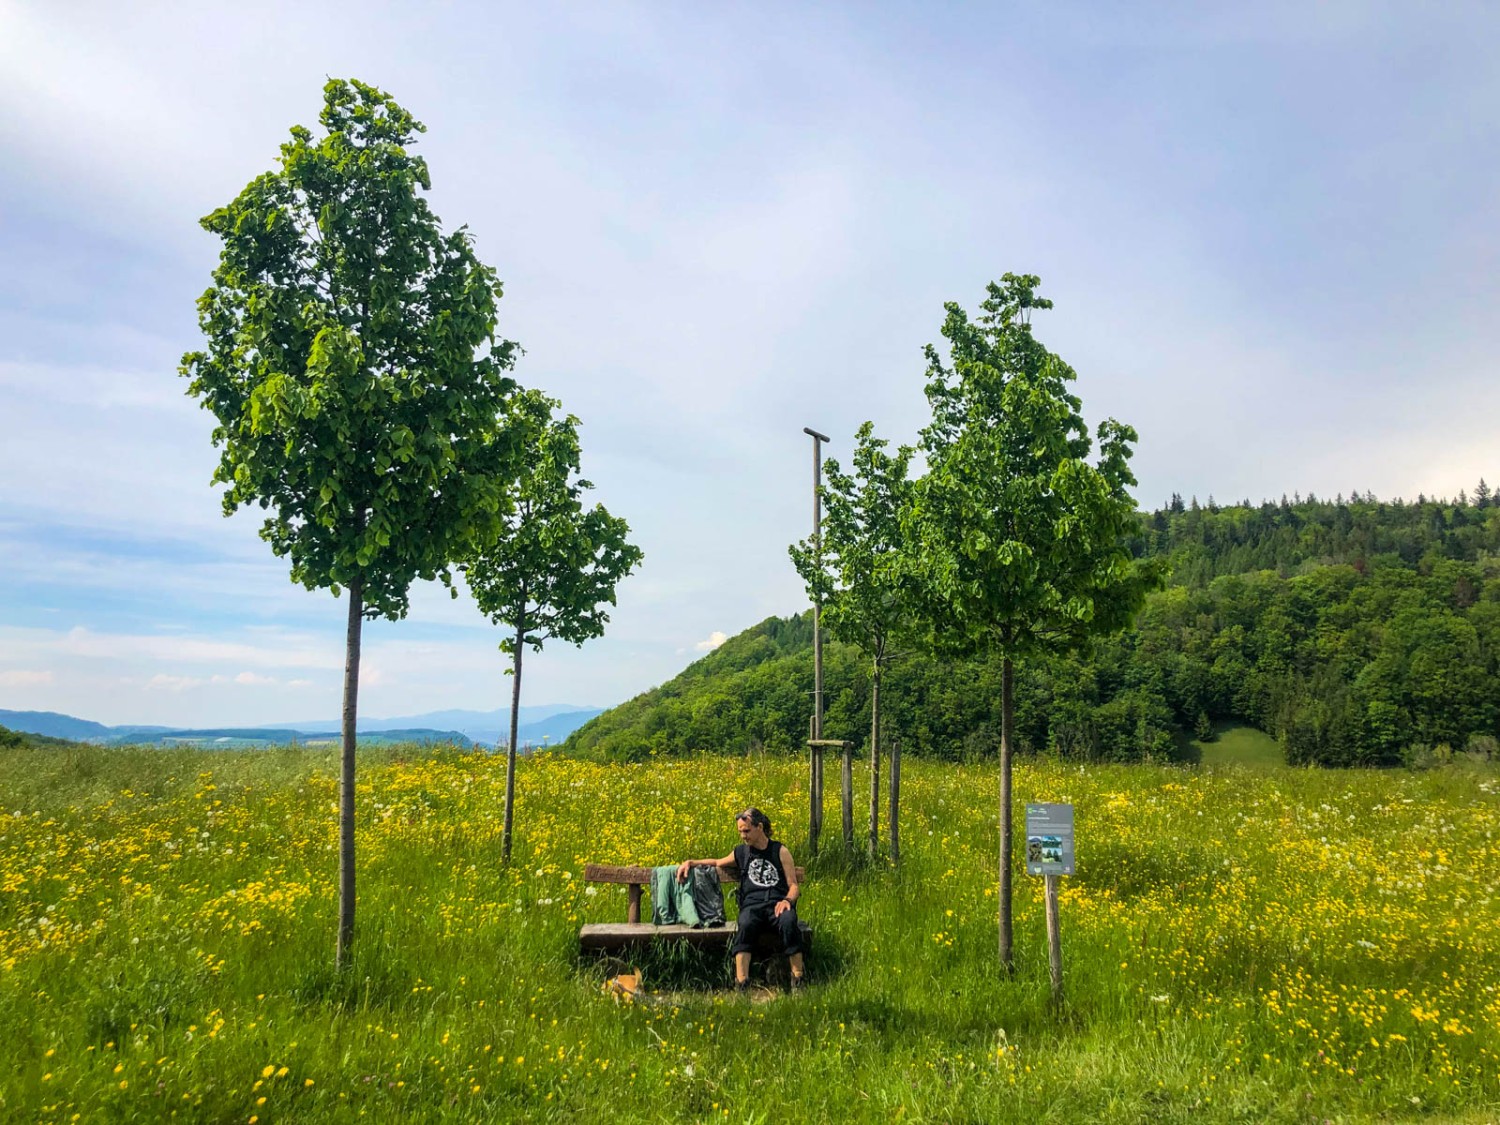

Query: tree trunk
left=999, top=653, right=1015, bottom=973
left=504, top=622, right=524, bottom=863
left=868, top=655, right=881, bottom=860
left=889, top=736, right=900, bottom=866
left=336, top=578, right=363, bottom=970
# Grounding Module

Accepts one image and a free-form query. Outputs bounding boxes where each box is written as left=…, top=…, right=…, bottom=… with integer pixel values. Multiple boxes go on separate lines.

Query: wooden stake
left=1045, top=873, right=1063, bottom=1005
left=815, top=744, right=824, bottom=847
left=808, top=715, right=819, bottom=858
left=841, top=740, right=853, bottom=849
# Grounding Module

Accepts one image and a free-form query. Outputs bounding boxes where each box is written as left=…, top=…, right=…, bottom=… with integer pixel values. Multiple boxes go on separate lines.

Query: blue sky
left=2, top=1, right=1497, bottom=726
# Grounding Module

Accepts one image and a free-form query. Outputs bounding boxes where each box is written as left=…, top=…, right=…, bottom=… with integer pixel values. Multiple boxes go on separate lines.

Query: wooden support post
left=889, top=737, right=901, bottom=866
left=808, top=715, right=819, bottom=857
left=817, top=748, right=826, bottom=845
left=841, top=741, right=853, bottom=849
left=1044, top=874, right=1063, bottom=1005
left=628, top=883, right=642, bottom=925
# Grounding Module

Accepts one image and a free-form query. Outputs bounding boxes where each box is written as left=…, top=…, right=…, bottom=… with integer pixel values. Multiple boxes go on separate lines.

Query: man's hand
left=774, top=898, right=791, bottom=918
left=675, top=861, right=692, bottom=883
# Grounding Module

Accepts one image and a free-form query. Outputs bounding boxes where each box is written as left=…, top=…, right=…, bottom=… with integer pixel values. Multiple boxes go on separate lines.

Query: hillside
left=567, top=494, right=1500, bottom=766
left=0, top=706, right=600, bottom=749
left=0, top=724, right=80, bottom=751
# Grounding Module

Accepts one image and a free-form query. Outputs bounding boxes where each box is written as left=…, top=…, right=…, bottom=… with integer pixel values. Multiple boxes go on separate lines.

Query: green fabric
left=650, top=866, right=725, bottom=927
left=650, top=866, right=699, bottom=927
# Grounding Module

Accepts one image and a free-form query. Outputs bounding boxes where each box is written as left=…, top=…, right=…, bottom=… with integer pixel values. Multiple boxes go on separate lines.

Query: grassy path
left=2, top=743, right=1497, bottom=1122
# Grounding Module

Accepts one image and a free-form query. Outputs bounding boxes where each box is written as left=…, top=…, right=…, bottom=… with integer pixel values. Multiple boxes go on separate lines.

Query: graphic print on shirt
left=747, top=857, right=779, bottom=888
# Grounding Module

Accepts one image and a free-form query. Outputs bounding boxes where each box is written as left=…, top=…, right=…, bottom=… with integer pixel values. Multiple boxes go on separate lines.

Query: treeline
left=0, top=726, right=75, bottom=751
left=1140, top=487, right=1500, bottom=586
left=567, top=493, right=1500, bottom=766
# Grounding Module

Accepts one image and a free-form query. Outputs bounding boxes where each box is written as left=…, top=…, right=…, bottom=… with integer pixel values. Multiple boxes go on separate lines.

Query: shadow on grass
left=574, top=923, right=853, bottom=995
left=83, top=962, right=200, bottom=1045
left=291, top=949, right=424, bottom=1013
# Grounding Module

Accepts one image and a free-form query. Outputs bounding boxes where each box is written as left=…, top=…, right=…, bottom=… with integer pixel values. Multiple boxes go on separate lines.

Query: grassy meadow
left=2, top=741, right=1498, bottom=1123
left=1191, top=724, right=1285, bottom=770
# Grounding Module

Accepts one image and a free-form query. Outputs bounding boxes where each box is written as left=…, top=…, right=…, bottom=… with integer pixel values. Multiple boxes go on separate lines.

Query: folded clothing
left=650, top=865, right=726, bottom=927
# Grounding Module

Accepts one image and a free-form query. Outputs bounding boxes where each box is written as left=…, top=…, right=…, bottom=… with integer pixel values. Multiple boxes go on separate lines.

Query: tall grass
left=2, top=742, right=1496, bottom=1122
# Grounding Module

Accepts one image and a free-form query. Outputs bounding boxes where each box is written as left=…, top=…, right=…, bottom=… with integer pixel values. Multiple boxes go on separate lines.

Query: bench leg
left=627, top=884, right=641, bottom=924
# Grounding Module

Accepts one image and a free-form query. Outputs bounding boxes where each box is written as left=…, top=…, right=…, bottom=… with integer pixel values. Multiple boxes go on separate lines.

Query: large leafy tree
left=463, top=389, right=643, bottom=861
left=181, top=79, right=523, bottom=968
left=790, top=421, right=914, bottom=858
left=907, top=275, right=1162, bottom=971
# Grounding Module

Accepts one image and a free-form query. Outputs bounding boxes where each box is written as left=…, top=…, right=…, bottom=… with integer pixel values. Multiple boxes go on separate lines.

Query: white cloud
left=144, top=674, right=203, bottom=692
left=233, top=671, right=276, bottom=686
left=4, top=1, right=1499, bottom=730
left=0, top=669, right=53, bottom=687
left=55, top=626, right=342, bottom=670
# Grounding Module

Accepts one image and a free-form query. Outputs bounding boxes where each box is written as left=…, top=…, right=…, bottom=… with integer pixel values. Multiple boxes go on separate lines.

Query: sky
left=2, top=1, right=1497, bottom=728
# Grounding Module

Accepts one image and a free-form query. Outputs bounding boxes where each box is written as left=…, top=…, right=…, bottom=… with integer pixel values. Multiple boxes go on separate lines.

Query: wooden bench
left=578, top=863, right=811, bottom=953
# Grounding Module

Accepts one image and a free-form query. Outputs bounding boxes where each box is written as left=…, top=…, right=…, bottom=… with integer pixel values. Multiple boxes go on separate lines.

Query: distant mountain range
left=0, top=705, right=603, bottom=749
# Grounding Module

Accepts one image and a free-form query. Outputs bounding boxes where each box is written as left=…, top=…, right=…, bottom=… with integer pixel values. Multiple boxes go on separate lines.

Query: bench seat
left=579, top=919, right=813, bottom=953
left=578, top=862, right=812, bottom=954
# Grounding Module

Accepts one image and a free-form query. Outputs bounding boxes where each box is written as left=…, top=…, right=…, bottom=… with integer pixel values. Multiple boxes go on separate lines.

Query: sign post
left=1025, top=802, right=1074, bottom=1005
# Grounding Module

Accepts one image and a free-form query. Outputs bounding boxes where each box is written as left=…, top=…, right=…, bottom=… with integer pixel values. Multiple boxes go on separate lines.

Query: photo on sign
left=1027, top=835, right=1064, bottom=864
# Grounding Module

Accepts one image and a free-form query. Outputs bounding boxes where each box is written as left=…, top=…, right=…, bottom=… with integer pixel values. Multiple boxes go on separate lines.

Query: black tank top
left=735, top=839, right=788, bottom=908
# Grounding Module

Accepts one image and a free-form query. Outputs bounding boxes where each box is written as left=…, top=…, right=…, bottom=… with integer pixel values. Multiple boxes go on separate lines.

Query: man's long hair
left=737, top=807, right=771, bottom=836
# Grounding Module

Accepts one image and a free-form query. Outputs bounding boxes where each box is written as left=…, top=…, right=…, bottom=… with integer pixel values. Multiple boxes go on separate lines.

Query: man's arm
left=676, top=853, right=735, bottom=883
left=774, top=845, right=799, bottom=917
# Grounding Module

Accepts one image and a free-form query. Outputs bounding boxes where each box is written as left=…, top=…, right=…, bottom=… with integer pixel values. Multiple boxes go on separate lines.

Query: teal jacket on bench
left=649, top=865, right=726, bottom=927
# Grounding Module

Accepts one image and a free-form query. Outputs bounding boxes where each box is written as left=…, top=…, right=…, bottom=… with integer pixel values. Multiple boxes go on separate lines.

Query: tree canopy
left=906, top=275, right=1161, bottom=662
left=182, top=78, right=521, bottom=619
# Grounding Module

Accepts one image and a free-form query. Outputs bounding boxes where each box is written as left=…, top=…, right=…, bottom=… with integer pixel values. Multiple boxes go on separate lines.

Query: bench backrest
left=584, top=863, right=808, bottom=885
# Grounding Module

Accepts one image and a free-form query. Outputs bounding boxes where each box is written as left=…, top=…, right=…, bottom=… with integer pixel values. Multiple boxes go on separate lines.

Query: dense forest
left=566, top=491, right=1500, bottom=767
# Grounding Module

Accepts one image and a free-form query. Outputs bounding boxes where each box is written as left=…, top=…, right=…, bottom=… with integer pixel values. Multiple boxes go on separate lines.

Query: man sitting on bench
left=676, top=807, right=807, bottom=992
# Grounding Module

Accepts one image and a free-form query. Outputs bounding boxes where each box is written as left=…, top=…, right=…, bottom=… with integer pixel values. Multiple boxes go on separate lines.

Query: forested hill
left=1139, top=489, right=1500, bottom=586
left=567, top=493, right=1500, bottom=767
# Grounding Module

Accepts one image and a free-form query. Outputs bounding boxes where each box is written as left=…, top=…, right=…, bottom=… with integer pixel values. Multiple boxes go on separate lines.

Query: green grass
left=2, top=742, right=1497, bottom=1123
left=1193, top=723, right=1285, bottom=769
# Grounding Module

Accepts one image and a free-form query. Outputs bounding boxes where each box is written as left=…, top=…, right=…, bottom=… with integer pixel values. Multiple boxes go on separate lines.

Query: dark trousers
left=732, top=900, right=803, bottom=958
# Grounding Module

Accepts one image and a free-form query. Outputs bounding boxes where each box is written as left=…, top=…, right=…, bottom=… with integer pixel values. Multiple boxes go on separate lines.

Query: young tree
left=906, top=275, right=1162, bottom=971
left=181, top=80, right=523, bottom=968
left=790, top=421, right=915, bottom=859
left=463, top=389, right=643, bottom=861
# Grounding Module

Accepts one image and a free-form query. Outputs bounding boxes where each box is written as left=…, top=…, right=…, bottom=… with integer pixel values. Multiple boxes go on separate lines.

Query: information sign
left=1025, top=802, right=1074, bottom=876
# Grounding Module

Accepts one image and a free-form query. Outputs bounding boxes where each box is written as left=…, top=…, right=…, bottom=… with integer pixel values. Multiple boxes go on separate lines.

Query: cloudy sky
left=2, top=2, right=1496, bottom=727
